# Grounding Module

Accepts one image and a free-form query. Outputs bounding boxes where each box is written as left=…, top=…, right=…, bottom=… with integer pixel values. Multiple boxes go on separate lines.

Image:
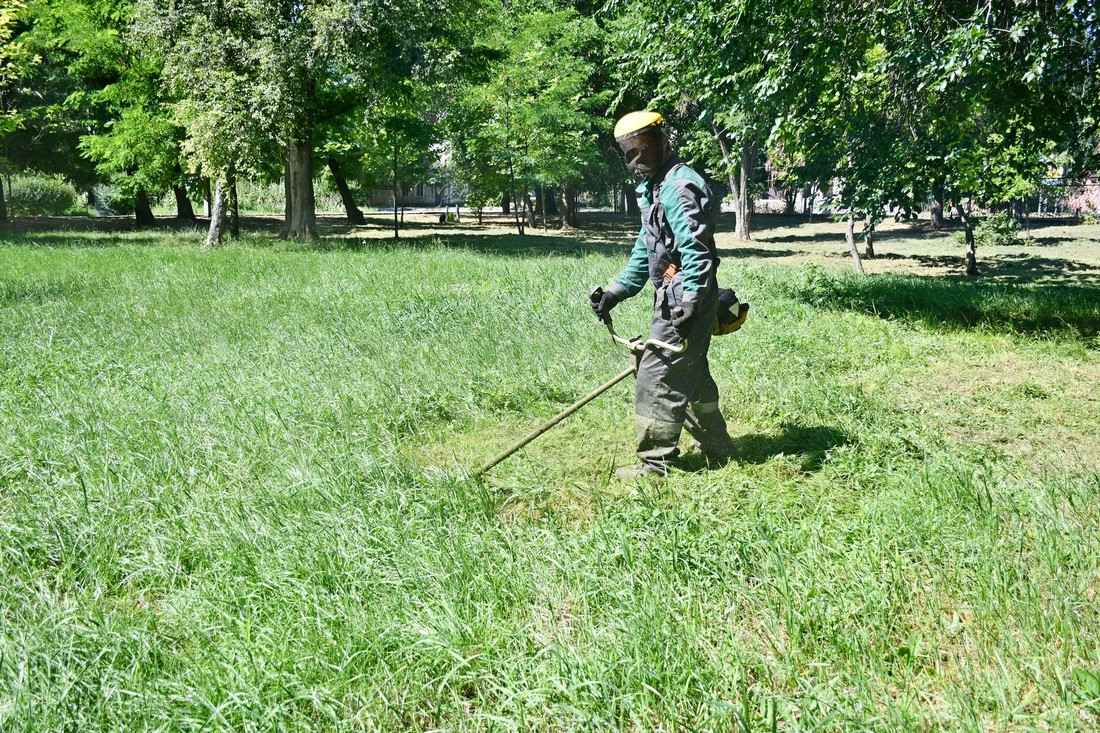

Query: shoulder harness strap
left=653, top=163, right=687, bottom=255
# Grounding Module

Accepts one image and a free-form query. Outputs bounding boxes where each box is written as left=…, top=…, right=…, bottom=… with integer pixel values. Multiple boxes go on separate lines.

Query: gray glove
left=671, top=300, right=695, bottom=332
left=590, top=286, right=623, bottom=323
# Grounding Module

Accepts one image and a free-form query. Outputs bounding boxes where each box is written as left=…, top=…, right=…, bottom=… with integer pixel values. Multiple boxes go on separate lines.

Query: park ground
left=1, top=212, right=1099, bottom=730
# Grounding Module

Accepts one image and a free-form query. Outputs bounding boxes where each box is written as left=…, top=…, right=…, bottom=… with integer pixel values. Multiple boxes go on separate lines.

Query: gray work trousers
left=634, top=283, right=732, bottom=469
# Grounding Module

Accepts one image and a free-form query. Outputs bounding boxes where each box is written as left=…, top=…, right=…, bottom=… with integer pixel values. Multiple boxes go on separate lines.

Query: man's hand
left=590, top=286, right=623, bottom=322
left=671, top=300, right=695, bottom=332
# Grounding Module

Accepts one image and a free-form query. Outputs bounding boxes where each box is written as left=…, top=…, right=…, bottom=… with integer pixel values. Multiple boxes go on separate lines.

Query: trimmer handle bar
left=589, top=285, right=686, bottom=356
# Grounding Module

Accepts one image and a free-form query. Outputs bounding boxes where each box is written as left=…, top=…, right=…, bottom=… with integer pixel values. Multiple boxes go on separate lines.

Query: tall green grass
left=1, top=229, right=1098, bottom=730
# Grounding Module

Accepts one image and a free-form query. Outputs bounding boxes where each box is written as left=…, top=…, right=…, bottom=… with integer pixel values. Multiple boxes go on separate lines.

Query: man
left=591, top=111, right=736, bottom=479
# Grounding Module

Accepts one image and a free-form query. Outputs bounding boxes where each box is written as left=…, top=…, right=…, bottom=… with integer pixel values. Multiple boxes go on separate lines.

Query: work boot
left=621, top=414, right=682, bottom=478
left=685, top=401, right=737, bottom=463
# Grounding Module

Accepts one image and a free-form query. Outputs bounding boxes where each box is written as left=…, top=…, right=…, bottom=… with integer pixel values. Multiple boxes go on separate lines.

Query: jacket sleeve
left=661, top=177, right=717, bottom=301
left=612, top=226, right=650, bottom=298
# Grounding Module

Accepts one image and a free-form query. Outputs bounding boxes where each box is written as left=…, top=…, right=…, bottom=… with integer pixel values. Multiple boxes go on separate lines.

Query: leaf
left=1074, top=668, right=1100, bottom=701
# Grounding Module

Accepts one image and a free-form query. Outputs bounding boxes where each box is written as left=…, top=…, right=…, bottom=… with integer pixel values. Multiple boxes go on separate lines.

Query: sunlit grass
left=1, top=225, right=1098, bottom=730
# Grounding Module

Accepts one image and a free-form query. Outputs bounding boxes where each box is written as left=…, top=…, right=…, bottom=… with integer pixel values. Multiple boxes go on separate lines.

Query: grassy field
left=1, top=214, right=1099, bottom=730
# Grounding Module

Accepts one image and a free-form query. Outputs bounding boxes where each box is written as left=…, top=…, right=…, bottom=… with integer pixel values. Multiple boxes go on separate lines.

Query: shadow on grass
left=679, top=423, right=850, bottom=473
left=719, top=246, right=837, bottom=259
left=0, top=231, right=206, bottom=249
left=788, top=267, right=1100, bottom=338
left=0, top=278, right=88, bottom=305
left=757, top=231, right=849, bottom=245
left=857, top=252, right=1100, bottom=285
left=302, top=231, right=637, bottom=258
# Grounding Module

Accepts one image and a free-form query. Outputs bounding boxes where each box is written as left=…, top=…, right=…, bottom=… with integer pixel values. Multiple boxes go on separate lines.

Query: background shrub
left=955, top=210, right=1021, bottom=248
left=975, top=210, right=1021, bottom=246
left=235, top=180, right=344, bottom=214
left=92, top=184, right=136, bottom=216
left=8, top=174, right=84, bottom=216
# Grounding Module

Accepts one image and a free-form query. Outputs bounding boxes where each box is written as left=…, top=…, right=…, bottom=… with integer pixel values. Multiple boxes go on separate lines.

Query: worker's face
left=618, top=129, right=666, bottom=177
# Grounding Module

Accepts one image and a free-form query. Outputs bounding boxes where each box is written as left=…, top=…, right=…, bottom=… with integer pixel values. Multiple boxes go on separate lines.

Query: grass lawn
left=1, top=214, right=1099, bottom=730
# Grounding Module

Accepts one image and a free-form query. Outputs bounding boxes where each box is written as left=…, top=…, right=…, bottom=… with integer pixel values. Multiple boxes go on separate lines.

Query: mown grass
left=1, top=223, right=1099, bottom=731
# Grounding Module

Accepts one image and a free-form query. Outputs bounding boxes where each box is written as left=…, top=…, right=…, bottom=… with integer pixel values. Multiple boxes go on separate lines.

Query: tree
left=878, top=0, right=1097, bottom=275
left=360, top=89, right=436, bottom=239
left=12, top=0, right=196, bottom=226
left=449, top=4, right=607, bottom=235
left=142, top=0, right=486, bottom=240
left=0, top=0, right=38, bottom=223
left=316, top=88, right=370, bottom=225
left=610, top=0, right=799, bottom=240
left=77, top=57, right=185, bottom=227
left=773, top=1, right=918, bottom=271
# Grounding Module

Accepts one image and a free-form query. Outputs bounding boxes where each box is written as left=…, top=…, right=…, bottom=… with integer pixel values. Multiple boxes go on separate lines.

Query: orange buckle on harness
left=662, top=262, right=679, bottom=284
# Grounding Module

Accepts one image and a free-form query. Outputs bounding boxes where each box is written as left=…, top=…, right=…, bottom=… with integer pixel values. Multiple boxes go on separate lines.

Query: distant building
left=366, top=182, right=443, bottom=208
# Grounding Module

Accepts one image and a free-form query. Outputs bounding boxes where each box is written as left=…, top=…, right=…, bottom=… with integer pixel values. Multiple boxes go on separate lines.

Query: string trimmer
left=474, top=285, right=749, bottom=477
left=473, top=287, right=687, bottom=478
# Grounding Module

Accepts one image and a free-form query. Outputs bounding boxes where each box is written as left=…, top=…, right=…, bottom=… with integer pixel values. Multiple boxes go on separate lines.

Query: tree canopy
left=1, top=0, right=1096, bottom=271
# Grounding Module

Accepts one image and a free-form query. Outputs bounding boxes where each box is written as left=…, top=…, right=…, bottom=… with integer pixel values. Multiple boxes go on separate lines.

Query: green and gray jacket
left=610, top=156, right=720, bottom=306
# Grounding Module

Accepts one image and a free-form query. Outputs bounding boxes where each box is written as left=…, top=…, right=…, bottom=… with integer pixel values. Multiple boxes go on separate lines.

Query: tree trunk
left=1012, top=199, right=1025, bottom=222
left=507, top=160, right=524, bottom=235
left=501, top=191, right=510, bottom=215
left=525, top=192, right=536, bottom=228
left=864, top=213, right=876, bottom=259
left=392, top=136, right=400, bottom=239
left=228, top=164, right=240, bottom=238
left=392, top=184, right=399, bottom=238
left=712, top=124, right=755, bottom=240
left=512, top=192, right=524, bottom=235
left=846, top=212, right=864, bottom=274
left=954, top=202, right=980, bottom=276
left=135, top=190, right=156, bottom=228
left=538, top=185, right=547, bottom=230
left=282, top=139, right=316, bottom=239
left=734, top=139, right=755, bottom=239
left=173, top=185, right=196, bottom=221
left=204, top=180, right=226, bottom=249
left=625, top=182, right=640, bottom=217
left=327, top=156, right=365, bottom=225
left=0, top=176, right=7, bottom=224
left=203, top=179, right=212, bottom=217
left=561, top=184, right=579, bottom=228
left=930, top=181, right=946, bottom=228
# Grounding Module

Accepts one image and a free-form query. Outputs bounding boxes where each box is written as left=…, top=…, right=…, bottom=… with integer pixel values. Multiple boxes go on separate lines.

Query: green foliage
left=449, top=5, right=609, bottom=228
left=952, top=211, right=1022, bottom=248
left=91, top=182, right=134, bottom=215
left=610, top=0, right=789, bottom=181
left=0, top=0, right=38, bottom=137
left=359, top=90, right=437, bottom=195
left=15, top=0, right=183, bottom=207
left=974, top=211, right=1021, bottom=247
left=7, top=173, right=84, bottom=215
left=78, top=73, right=183, bottom=199
left=231, top=179, right=343, bottom=214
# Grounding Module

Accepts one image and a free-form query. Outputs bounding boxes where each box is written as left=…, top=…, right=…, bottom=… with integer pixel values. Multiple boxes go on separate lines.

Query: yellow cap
left=614, top=111, right=663, bottom=141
